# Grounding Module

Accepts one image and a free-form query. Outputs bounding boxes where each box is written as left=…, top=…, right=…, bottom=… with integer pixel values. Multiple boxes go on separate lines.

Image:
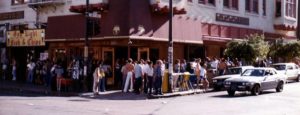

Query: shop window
left=245, top=0, right=259, bottom=14
left=11, top=0, right=29, bottom=5
left=224, top=0, right=239, bottom=10
left=276, top=0, right=282, bottom=17
left=286, top=0, right=296, bottom=18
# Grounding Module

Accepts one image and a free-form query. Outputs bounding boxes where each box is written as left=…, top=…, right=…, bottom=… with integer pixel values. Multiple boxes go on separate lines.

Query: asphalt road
left=1, top=82, right=300, bottom=115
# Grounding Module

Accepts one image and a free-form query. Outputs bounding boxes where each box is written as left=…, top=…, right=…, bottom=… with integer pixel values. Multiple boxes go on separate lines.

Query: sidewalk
left=0, top=80, right=212, bottom=98
left=0, top=80, right=76, bottom=96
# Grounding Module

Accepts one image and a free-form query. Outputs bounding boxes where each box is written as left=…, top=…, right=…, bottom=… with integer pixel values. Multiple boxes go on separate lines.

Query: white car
left=212, top=66, right=254, bottom=91
left=271, top=63, right=300, bottom=82
left=224, top=68, right=285, bottom=96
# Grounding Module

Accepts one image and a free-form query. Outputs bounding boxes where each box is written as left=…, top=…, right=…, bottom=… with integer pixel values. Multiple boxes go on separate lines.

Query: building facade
left=0, top=0, right=298, bottom=85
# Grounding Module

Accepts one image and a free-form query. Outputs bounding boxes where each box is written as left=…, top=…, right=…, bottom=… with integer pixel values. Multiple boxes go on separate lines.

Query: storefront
left=6, top=29, right=47, bottom=82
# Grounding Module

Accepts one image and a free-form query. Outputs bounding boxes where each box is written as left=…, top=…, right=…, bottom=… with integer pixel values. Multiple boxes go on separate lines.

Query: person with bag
left=93, top=62, right=105, bottom=95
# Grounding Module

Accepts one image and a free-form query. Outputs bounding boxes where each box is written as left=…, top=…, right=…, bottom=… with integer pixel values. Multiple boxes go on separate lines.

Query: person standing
left=145, top=60, right=154, bottom=95
left=200, top=63, right=209, bottom=92
left=134, top=60, right=143, bottom=94
left=72, top=60, right=80, bottom=92
left=11, top=59, right=17, bottom=81
left=154, top=60, right=164, bottom=95
left=27, top=60, right=36, bottom=83
left=123, top=58, right=134, bottom=92
left=93, top=63, right=105, bottom=95
left=218, top=58, right=227, bottom=76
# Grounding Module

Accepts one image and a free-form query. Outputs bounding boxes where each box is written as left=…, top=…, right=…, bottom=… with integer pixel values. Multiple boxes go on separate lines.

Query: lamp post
left=168, top=0, right=174, bottom=93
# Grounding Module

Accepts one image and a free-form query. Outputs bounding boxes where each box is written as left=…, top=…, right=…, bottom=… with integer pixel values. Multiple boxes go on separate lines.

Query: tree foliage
left=224, top=34, right=269, bottom=63
left=269, top=40, right=300, bottom=62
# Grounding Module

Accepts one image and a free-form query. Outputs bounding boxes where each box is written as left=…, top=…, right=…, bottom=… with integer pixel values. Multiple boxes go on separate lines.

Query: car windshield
left=242, top=69, right=265, bottom=77
left=271, top=65, right=286, bottom=70
left=227, top=68, right=242, bottom=75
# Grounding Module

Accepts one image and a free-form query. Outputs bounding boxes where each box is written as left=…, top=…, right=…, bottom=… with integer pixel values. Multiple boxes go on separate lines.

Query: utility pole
left=83, top=0, right=90, bottom=91
left=297, top=0, right=300, bottom=39
left=168, top=0, right=174, bottom=93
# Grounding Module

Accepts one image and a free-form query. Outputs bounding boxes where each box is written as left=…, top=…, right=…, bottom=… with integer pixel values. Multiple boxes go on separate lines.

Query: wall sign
left=7, top=29, right=45, bottom=47
left=216, top=13, right=249, bottom=25
left=0, top=11, right=24, bottom=21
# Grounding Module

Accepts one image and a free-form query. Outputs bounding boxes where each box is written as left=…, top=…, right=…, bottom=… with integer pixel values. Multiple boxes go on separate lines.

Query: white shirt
left=145, top=65, right=154, bottom=76
left=200, top=67, right=207, bottom=78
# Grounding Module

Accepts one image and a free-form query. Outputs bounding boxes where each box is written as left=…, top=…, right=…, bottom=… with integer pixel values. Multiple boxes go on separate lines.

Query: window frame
left=198, top=0, right=215, bottom=6
left=245, top=0, right=259, bottom=14
left=223, top=0, right=239, bottom=10
left=285, top=0, right=296, bottom=18
left=11, top=0, right=28, bottom=5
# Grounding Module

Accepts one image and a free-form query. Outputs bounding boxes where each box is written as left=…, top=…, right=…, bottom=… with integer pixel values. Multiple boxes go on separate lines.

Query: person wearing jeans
left=154, top=60, right=164, bottom=95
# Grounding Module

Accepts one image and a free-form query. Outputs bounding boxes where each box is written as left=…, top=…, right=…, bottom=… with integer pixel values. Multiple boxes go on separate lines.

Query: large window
left=11, top=0, right=29, bottom=5
left=245, top=0, right=259, bottom=14
left=198, top=0, right=215, bottom=6
left=223, top=0, right=239, bottom=10
left=286, top=0, right=296, bottom=18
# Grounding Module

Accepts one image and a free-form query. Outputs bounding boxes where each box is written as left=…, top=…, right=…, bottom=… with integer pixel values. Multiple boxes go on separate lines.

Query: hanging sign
left=7, top=29, right=45, bottom=47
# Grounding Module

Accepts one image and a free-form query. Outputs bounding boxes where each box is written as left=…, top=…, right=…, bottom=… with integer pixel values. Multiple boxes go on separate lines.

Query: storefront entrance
left=138, top=48, right=149, bottom=60
left=102, top=47, right=114, bottom=85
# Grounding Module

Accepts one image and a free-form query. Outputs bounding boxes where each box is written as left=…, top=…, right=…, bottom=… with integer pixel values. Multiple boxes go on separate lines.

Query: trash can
left=162, top=70, right=169, bottom=93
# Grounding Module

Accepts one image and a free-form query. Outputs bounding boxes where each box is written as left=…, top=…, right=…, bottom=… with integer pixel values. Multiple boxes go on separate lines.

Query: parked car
left=212, top=66, right=254, bottom=91
left=224, top=68, right=285, bottom=96
left=271, top=63, right=300, bottom=82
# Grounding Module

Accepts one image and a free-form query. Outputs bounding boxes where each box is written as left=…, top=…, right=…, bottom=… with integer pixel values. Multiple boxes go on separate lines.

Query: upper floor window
left=245, top=0, right=259, bottom=14
left=224, top=0, right=239, bottom=10
left=188, top=0, right=193, bottom=2
left=11, top=0, right=29, bottom=5
left=262, top=0, right=266, bottom=16
left=286, top=0, right=296, bottom=18
left=276, top=0, right=281, bottom=17
left=198, top=0, right=215, bottom=6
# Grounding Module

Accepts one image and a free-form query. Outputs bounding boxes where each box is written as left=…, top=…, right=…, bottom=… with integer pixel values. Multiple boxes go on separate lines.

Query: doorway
left=102, top=47, right=114, bottom=85
left=138, top=48, right=149, bottom=60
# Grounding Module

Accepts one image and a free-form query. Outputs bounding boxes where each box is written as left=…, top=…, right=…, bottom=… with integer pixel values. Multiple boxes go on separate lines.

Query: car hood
left=225, top=76, right=265, bottom=82
left=213, top=74, right=240, bottom=80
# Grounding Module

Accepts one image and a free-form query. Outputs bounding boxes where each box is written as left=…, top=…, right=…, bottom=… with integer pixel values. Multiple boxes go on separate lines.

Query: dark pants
left=99, top=77, right=106, bottom=92
left=147, top=76, right=153, bottom=94
left=155, top=76, right=162, bottom=94
left=134, top=77, right=142, bottom=94
left=143, top=74, right=148, bottom=93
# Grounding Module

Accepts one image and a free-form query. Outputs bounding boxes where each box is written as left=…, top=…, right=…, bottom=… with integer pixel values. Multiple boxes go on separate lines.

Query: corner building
left=0, top=0, right=298, bottom=85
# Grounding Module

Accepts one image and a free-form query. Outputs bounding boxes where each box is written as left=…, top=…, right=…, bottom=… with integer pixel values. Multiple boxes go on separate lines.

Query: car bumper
left=224, top=85, right=252, bottom=91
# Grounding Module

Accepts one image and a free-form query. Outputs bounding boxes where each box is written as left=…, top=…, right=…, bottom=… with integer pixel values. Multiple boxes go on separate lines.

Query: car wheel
left=276, top=81, right=284, bottom=92
left=227, top=90, right=235, bottom=97
left=297, top=76, right=300, bottom=82
left=251, top=85, right=260, bottom=96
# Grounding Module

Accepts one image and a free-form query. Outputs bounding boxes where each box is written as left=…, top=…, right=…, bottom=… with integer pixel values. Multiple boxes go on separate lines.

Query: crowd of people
left=1, top=55, right=276, bottom=95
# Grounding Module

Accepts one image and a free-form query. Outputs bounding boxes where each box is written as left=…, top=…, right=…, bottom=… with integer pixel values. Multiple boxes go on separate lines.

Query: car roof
left=246, top=67, right=277, bottom=70
left=229, top=66, right=254, bottom=69
left=272, top=63, right=296, bottom=65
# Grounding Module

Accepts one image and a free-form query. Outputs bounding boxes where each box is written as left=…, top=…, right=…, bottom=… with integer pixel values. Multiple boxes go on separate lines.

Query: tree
left=269, top=40, right=300, bottom=62
left=224, top=34, right=269, bottom=64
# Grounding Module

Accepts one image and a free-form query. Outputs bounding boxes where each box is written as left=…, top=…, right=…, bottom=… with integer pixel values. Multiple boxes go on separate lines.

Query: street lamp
left=83, top=0, right=90, bottom=91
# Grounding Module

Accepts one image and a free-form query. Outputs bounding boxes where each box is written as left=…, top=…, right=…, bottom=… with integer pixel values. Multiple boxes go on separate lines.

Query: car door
left=286, top=65, right=293, bottom=80
left=292, top=65, right=298, bottom=80
left=261, top=70, right=275, bottom=90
